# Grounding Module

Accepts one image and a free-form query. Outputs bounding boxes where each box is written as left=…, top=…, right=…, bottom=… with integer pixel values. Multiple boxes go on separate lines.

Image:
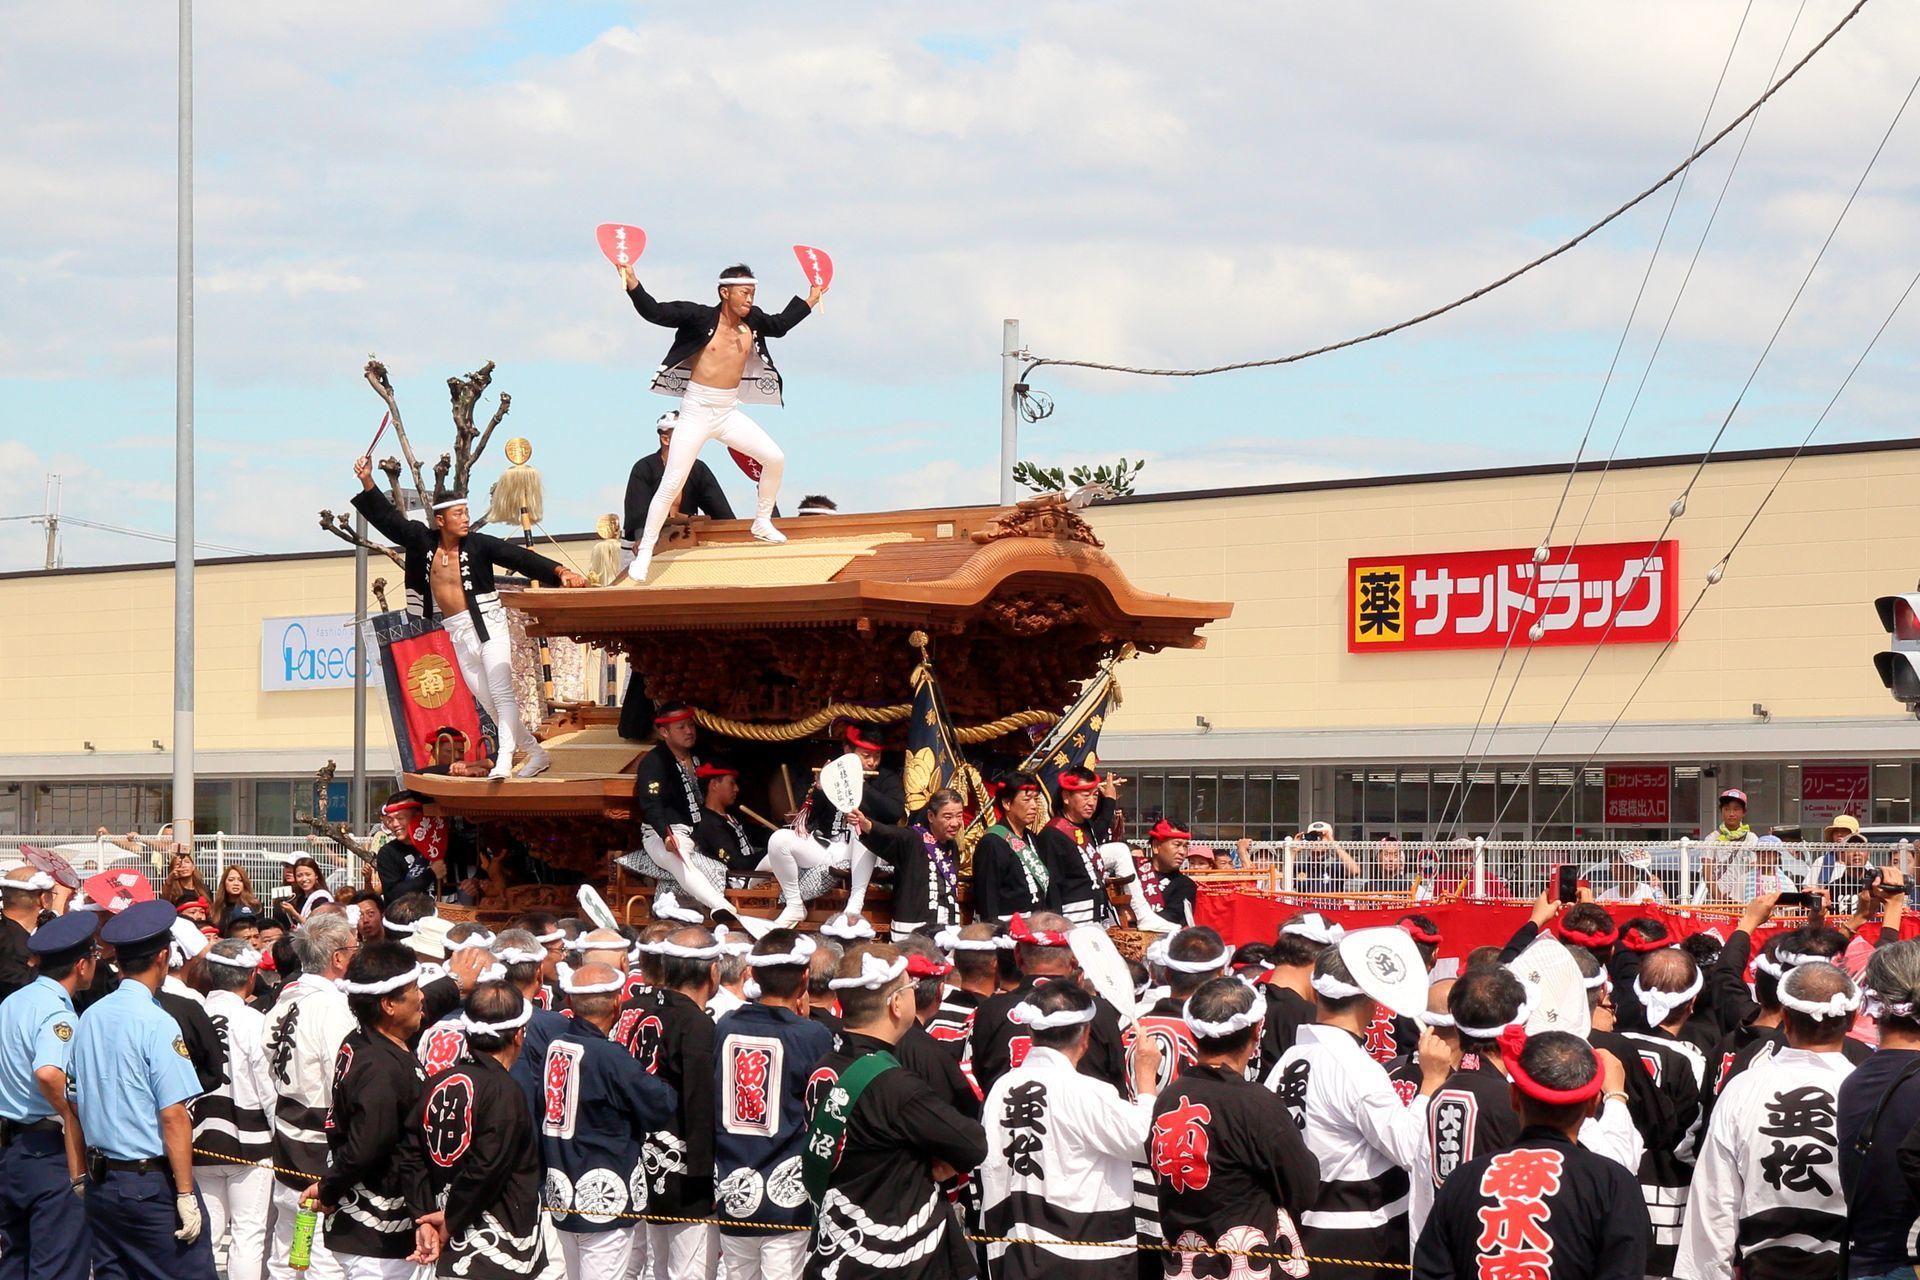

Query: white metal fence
left=5, top=833, right=374, bottom=898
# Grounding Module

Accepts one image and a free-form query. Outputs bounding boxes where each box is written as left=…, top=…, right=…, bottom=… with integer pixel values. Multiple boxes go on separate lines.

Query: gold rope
left=691, top=704, right=1058, bottom=744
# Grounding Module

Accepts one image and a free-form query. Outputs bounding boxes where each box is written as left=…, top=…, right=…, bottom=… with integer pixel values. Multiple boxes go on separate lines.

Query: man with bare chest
left=618, top=259, right=826, bottom=582
left=352, top=457, right=586, bottom=778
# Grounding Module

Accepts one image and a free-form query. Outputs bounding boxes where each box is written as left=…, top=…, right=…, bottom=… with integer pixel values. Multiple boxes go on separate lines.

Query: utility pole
left=40, top=475, right=61, bottom=571
left=351, top=514, right=369, bottom=831
left=172, top=0, right=196, bottom=840
left=999, top=319, right=1021, bottom=505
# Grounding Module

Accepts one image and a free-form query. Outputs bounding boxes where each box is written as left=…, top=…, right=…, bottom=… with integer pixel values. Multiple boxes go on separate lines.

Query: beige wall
left=1087, top=443, right=1920, bottom=747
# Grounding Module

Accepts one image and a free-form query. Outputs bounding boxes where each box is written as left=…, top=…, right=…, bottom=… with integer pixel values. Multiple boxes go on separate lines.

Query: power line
left=1431, top=0, right=1761, bottom=837
left=1014, top=0, right=1874, bottom=400
left=0, top=512, right=258, bottom=557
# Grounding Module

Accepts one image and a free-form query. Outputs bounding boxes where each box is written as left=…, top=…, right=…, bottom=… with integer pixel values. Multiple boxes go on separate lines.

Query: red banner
left=383, top=628, right=490, bottom=770
left=1348, top=540, right=1679, bottom=653
left=1604, top=765, right=1671, bottom=826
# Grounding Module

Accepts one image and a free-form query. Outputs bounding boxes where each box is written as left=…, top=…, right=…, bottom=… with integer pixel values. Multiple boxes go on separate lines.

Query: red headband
left=1149, top=819, right=1192, bottom=842
left=905, top=953, right=952, bottom=979
left=654, top=708, right=696, bottom=726
left=1620, top=931, right=1671, bottom=954
left=844, top=727, right=885, bottom=753
left=1497, top=1027, right=1605, bottom=1105
left=995, top=778, right=1041, bottom=797
left=1057, top=774, right=1100, bottom=793
left=1551, top=917, right=1620, bottom=948
left=181, top=895, right=211, bottom=912
left=1008, top=913, right=1073, bottom=948
left=695, top=763, right=738, bottom=780
left=1398, top=920, right=1442, bottom=946
left=382, top=798, right=423, bottom=816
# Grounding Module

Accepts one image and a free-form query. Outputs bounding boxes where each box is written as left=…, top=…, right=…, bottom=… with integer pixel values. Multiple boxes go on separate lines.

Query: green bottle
left=289, top=1198, right=320, bottom=1271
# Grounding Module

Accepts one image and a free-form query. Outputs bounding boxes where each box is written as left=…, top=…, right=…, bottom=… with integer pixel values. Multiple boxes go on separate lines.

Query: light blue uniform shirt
left=71, top=979, right=201, bottom=1159
left=0, top=976, right=78, bottom=1122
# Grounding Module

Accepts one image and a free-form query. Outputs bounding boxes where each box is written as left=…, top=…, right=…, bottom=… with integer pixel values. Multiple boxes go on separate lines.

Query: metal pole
left=172, top=0, right=195, bottom=840
left=352, top=514, right=368, bottom=831
left=998, top=319, right=1020, bottom=505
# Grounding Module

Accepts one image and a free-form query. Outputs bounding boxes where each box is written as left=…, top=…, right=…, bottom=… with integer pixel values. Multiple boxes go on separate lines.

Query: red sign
left=1348, top=540, right=1679, bottom=653
left=1801, top=763, right=1869, bottom=829
left=595, top=223, right=646, bottom=267
left=792, top=244, right=833, bottom=289
left=1604, top=766, right=1671, bottom=826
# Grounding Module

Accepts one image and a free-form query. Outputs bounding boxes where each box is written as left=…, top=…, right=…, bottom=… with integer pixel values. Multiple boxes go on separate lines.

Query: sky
left=2, top=0, right=1917, bottom=572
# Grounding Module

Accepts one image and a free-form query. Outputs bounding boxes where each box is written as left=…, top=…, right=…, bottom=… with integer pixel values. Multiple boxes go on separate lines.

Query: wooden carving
left=969, top=493, right=1104, bottom=548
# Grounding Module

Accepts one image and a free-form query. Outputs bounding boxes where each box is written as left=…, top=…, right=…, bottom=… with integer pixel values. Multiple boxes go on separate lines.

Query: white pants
left=644, top=1220, right=717, bottom=1280
left=200, top=1161, right=275, bottom=1280
left=637, top=382, right=784, bottom=555
left=718, top=1230, right=808, bottom=1280
left=559, top=1226, right=638, bottom=1280
left=337, top=1254, right=426, bottom=1280
left=625, top=1217, right=652, bottom=1280
left=268, top=1181, right=344, bottom=1280
left=443, top=602, right=535, bottom=770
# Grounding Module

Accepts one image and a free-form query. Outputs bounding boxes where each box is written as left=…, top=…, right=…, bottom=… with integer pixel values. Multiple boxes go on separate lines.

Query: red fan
left=18, top=843, right=80, bottom=890
left=792, top=244, right=833, bottom=289
left=82, top=868, right=155, bottom=913
left=595, top=223, right=647, bottom=268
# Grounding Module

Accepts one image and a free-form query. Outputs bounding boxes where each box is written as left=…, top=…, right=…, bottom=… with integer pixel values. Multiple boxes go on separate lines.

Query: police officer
left=71, top=900, right=216, bottom=1280
left=0, top=910, right=98, bottom=1280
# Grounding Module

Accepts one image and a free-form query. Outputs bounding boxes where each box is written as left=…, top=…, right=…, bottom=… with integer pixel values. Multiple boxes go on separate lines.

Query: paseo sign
left=261, top=614, right=384, bottom=692
left=1348, top=540, right=1680, bottom=654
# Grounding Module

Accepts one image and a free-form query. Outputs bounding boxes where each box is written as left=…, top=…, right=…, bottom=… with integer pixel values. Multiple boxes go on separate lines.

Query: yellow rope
left=691, top=704, right=1058, bottom=744
left=190, top=1147, right=1407, bottom=1269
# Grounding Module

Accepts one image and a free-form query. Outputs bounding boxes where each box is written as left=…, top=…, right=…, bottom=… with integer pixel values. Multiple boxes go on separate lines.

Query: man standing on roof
left=351, top=458, right=587, bottom=779
left=617, top=257, right=827, bottom=583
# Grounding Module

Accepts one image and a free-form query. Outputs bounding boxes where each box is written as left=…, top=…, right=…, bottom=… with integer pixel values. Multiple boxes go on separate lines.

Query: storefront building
left=3, top=437, right=1917, bottom=841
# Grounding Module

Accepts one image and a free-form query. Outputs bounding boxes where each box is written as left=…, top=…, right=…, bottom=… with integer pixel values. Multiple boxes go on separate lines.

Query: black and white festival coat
left=979, top=1044, right=1155, bottom=1278
left=712, top=1002, right=835, bottom=1236
left=350, top=486, right=566, bottom=642
left=321, top=1027, right=426, bottom=1260
left=969, top=976, right=1128, bottom=1099
left=191, top=987, right=274, bottom=1170
left=1150, top=1063, right=1320, bottom=1280
left=860, top=821, right=961, bottom=932
left=537, top=1016, right=677, bottom=1234
left=1619, top=1024, right=1707, bottom=1275
left=625, top=280, right=814, bottom=406
left=263, top=972, right=357, bottom=1190
left=1036, top=801, right=1117, bottom=927
left=612, top=987, right=718, bottom=1218
left=1266, top=1022, right=1431, bottom=1277
left=804, top=1036, right=989, bottom=1280
left=403, top=1051, right=546, bottom=1280
left=1675, top=1046, right=1854, bottom=1280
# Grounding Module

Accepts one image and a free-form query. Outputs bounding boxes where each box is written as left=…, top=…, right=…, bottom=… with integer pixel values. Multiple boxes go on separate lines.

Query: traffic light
left=1873, top=593, right=1920, bottom=708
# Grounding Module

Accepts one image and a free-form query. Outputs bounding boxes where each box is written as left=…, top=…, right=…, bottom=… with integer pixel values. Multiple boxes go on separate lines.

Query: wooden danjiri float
left=400, top=494, right=1230, bottom=936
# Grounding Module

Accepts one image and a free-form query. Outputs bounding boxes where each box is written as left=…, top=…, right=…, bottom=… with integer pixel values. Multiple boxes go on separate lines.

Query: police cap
left=29, top=911, right=98, bottom=958
left=101, top=899, right=180, bottom=950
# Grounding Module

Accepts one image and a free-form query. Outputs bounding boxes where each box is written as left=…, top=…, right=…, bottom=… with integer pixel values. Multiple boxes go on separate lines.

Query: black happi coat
left=351, top=486, right=565, bottom=642
left=1427, top=1053, right=1521, bottom=1193
left=625, top=280, right=813, bottom=406
left=804, top=1036, right=988, bottom=1280
left=623, top=451, right=734, bottom=538
left=322, top=1028, right=425, bottom=1259
left=537, top=1016, right=676, bottom=1234
left=1413, top=1128, right=1651, bottom=1280
left=969, top=976, right=1127, bottom=1098
left=692, top=805, right=765, bottom=876
left=712, top=1003, right=834, bottom=1233
left=861, top=821, right=960, bottom=928
left=633, top=746, right=703, bottom=840
left=403, top=1052, right=545, bottom=1280
left=970, top=824, right=1051, bottom=922
left=612, top=987, right=717, bottom=1217
left=1616, top=1027, right=1704, bottom=1277
left=1035, top=798, right=1117, bottom=925
left=1251, top=984, right=1315, bottom=1080
left=1149, top=1064, right=1320, bottom=1273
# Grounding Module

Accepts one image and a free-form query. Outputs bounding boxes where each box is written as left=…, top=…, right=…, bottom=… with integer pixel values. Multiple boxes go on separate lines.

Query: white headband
left=1311, top=973, right=1367, bottom=1001
left=746, top=936, right=817, bottom=968
left=1866, top=992, right=1918, bottom=1021
left=712, top=927, right=755, bottom=958
left=717, top=275, right=757, bottom=286
left=337, top=966, right=423, bottom=996
left=557, top=964, right=626, bottom=996
left=652, top=901, right=704, bottom=925
left=796, top=502, right=836, bottom=516
left=460, top=1004, right=534, bottom=1037
left=1753, top=952, right=1787, bottom=979
left=1007, top=1000, right=1097, bottom=1031
left=1582, top=971, right=1610, bottom=991
left=205, top=946, right=263, bottom=970
left=1424, top=1012, right=1457, bottom=1028
left=492, top=947, right=547, bottom=967
left=431, top=497, right=468, bottom=512
left=1282, top=914, right=1345, bottom=945
left=742, top=978, right=762, bottom=999
left=384, top=919, right=419, bottom=935
left=452, top=930, right=496, bottom=951
left=1145, top=938, right=1171, bottom=967
left=1161, top=947, right=1234, bottom=976
left=6, top=872, right=55, bottom=892
left=821, top=915, right=875, bottom=942
left=933, top=928, right=1000, bottom=953
left=1774, top=948, right=1822, bottom=970
left=1633, top=971, right=1704, bottom=1026
left=533, top=929, right=566, bottom=945
left=1454, top=1002, right=1531, bottom=1042
left=1778, top=982, right=1863, bottom=1021
left=478, top=963, right=506, bottom=983
left=827, top=953, right=907, bottom=991
left=1183, top=996, right=1264, bottom=1039
left=653, top=938, right=725, bottom=961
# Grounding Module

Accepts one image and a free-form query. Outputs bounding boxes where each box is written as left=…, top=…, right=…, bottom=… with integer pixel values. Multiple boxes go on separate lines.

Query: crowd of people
left=6, top=808, right=1920, bottom=1280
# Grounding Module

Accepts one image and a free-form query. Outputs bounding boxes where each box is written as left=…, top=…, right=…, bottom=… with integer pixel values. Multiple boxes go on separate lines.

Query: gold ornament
left=407, top=653, right=458, bottom=709
left=504, top=437, right=533, bottom=465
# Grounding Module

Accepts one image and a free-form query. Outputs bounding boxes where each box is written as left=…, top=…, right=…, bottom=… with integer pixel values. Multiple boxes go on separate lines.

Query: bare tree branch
left=446, top=362, right=498, bottom=497
left=432, top=452, right=452, bottom=495
left=317, top=510, right=403, bottom=566
left=364, top=358, right=429, bottom=500
left=378, top=456, right=404, bottom=511
left=471, top=392, right=512, bottom=476
left=370, top=577, right=390, bottom=611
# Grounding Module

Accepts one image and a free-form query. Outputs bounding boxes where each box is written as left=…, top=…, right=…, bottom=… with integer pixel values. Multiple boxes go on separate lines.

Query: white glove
left=174, top=1191, right=203, bottom=1243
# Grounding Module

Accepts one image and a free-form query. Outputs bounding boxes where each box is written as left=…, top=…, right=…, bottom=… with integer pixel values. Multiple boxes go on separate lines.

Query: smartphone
left=1775, top=891, right=1818, bottom=909
left=1556, top=864, right=1580, bottom=904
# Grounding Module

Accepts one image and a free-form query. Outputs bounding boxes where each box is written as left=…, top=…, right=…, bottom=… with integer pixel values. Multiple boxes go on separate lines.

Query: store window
left=1874, top=762, right=1913, bottom=825
left=255, top=781, right=296, bottom=836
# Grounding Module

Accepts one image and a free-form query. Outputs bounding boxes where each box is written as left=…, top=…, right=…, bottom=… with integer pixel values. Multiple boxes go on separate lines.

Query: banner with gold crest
left=370, top=611, right=497, bottom=773
left=903, top=659, right=988, bottom=821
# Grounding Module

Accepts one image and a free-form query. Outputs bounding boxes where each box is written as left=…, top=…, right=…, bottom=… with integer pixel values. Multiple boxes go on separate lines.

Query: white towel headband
left=1007, top=1000, right=1097, bottom=1031
left=826, top=954, right=907, bottom=991
left=1633, top=971, right=1703, bottom=1025
left=746, top=936, right=817, bottom=968
left=337, top=966, right=423, bottom=996
left=204, top=946, right=263, bottom=970
left=460, top=1004, right=534, bottom=1036
left=1183, top=995, right=1263, bottom=1039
